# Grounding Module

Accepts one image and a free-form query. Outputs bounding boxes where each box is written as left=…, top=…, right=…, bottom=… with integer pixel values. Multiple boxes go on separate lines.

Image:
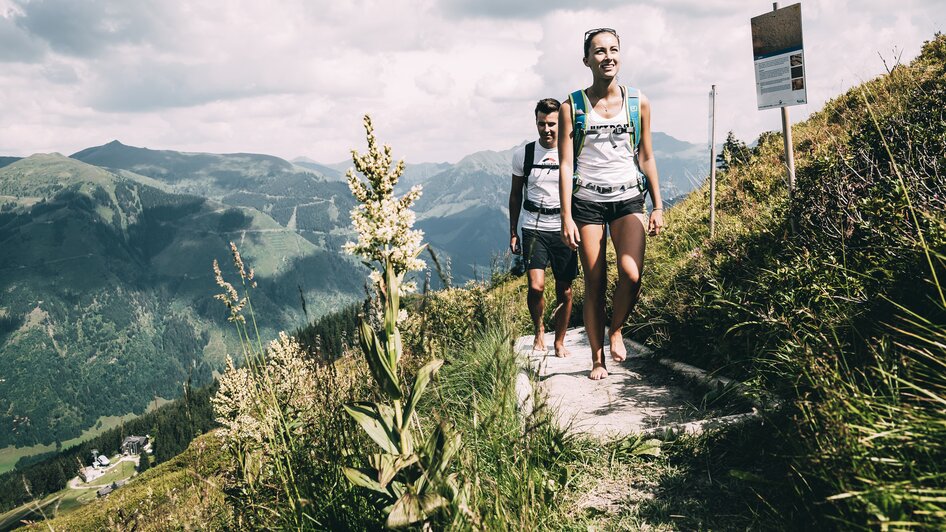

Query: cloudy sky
left=1, top=0, right=943, bottom=164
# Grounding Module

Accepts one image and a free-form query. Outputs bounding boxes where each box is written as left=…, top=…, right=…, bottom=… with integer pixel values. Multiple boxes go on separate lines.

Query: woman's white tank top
left=573, top=92, right=644, bottom=202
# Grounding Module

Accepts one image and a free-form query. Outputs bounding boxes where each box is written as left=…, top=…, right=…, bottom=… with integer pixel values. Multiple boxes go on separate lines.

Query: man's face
left=536, top=110, right=558, bottom=147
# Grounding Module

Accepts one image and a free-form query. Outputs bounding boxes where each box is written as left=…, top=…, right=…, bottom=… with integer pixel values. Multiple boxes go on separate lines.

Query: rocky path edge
left=513, top=327, right=777, bottom=440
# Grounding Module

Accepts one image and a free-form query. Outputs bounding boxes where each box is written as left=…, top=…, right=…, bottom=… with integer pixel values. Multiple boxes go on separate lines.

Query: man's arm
left=509, top=174, right=525, bottom=254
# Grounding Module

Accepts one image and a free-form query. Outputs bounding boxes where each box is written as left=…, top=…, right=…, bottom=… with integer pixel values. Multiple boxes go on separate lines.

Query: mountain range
left=0, top=132, right=707, bottom=452
left=0, top=152, right=359, bottom=450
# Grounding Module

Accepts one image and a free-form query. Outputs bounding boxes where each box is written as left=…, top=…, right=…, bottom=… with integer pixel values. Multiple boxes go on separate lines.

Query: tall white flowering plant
left=342, top=115, right=462, bottom=528
left=342, top=118, right=424, bottom=289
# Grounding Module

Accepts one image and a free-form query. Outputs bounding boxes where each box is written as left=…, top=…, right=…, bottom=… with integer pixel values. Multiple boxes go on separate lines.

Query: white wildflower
left=368, top=270, right=384, bottom=287
left=400, top=280, right=417, bottom=296
left=343, top=115, right=426, bottom=279
left=213, top=332, right=320, bottom=468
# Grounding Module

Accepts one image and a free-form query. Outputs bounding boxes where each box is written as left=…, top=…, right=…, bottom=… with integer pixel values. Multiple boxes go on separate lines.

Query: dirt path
left=516, top=327, right=718, bottom=439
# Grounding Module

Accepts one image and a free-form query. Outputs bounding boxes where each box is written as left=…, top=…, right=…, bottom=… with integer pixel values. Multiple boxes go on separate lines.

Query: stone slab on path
left=515, top=327, right=726, bottom=440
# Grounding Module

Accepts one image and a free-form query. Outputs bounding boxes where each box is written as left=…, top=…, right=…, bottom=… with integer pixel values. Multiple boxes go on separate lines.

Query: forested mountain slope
left=0, top=154, right=361, bottom=448
left=71, top=141, right=358, bottom=252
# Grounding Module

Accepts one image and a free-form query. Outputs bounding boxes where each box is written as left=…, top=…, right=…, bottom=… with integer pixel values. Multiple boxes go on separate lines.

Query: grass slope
left=627, top=34, right=946, bottom=527
left=23, top=300, right=779, bottom=530
left=23, top=433, right=230, bottom=531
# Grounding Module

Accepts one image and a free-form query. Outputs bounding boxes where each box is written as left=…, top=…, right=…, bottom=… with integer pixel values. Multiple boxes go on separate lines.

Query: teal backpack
left=568, top=85, right=645, bottom=194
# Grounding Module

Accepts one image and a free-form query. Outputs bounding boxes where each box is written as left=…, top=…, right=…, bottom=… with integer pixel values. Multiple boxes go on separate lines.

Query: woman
left=558, top=28, right=664, bottom=380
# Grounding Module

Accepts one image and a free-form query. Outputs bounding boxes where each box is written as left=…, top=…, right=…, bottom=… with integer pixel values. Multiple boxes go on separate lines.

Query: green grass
left=77, top=459, right=137, bottom=488
left=0, top=412, right=144, bottom=475
left=0, top=484, right=99, bottom=529
left=570, top=430, right=792, bottom=530
left=0, top=492, right=63, bottom=530
left=25, top=433, right=231, bottom=531
left=0, top=153, right=119, bottom=197
left=0, top=446, right=49, bottom=476
left=55, top=486, right=97, bottom=514
left=419, top=304, right=784, bottom=530
left=426, top=325, right=577, bottom=529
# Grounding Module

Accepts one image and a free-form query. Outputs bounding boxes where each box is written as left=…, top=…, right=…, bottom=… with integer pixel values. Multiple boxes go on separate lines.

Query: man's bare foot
left=533, top=335, right=547, bottom=352
left=609, top=330, right=627, bottom=362
left=554, top=342, right=569, bottom=358
left=589, top=362, right=608, bottom=380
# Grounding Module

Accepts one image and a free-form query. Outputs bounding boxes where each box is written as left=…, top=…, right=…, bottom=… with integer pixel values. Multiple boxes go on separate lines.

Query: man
left=509, top=98, right=578, bottom=357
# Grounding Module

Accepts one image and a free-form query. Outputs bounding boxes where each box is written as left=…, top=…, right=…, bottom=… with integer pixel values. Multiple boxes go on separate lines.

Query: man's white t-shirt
left=512, top=142, right=561, bottom=232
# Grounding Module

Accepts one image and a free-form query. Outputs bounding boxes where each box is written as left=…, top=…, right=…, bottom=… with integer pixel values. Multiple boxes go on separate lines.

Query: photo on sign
left=750, top=3, right=803, bottom=59
left=791, top=53, right=803, bottom=66
left=792, top=78, right=805, bottom=90
left=791, top=66, right=803, bottom=78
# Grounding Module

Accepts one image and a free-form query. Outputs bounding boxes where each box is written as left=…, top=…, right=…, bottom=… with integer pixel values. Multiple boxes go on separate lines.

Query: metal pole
left=781, top=98, right=796, bottom=194
left=709, top=85, right=717, bottom=237
left=774, top=2, right=796, bottom=194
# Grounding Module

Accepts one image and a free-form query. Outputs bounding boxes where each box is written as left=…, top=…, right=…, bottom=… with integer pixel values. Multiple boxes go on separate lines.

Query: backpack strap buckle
left=523, top=199, right=561, bottom=215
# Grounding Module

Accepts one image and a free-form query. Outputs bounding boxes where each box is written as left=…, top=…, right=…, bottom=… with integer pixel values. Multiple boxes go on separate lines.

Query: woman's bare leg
left=527, top=268, right=547, bottom=351
left=577, top=223, right=609, bottom=379
left=607, top=213, right=647, bottom=361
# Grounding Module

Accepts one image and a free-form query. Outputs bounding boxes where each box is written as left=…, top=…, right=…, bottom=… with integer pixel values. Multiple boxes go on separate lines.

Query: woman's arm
left=558, top=98, right=581, bottom=249
left=638, top=93, right=664, bottom=236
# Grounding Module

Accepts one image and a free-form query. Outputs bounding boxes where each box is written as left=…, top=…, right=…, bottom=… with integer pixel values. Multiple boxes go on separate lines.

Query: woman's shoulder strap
left=568, top=89, right=588, bottom=114
left=622, top=85, right=642, bottom=148
left=568, top=89, right=590, bottom=161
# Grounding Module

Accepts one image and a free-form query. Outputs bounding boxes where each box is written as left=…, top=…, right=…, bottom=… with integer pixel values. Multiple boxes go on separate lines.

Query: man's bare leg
left=553, top=280, right=573, bottom=357
left=577, top=223, right=609, bottom=379
left=527, top=268, right=547, bottom=351
left=607, top=213, right=647, bottom=362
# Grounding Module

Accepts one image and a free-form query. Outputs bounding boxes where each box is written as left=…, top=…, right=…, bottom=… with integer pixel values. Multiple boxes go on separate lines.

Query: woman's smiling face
left=584, top=32, right=620, bottom=79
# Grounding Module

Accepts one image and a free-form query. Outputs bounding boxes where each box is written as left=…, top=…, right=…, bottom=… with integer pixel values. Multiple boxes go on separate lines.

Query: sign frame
left=751, top=3, right=807, bottom=110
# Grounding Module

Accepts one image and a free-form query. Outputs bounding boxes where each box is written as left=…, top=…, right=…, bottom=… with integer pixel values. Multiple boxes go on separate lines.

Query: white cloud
left=415, top=66, right=455, bottom=96
left=0, top=0, right=943, bottom=163
left=11, top=0, right=171, bottom=57
left=0, top=3, right=45, bottom=62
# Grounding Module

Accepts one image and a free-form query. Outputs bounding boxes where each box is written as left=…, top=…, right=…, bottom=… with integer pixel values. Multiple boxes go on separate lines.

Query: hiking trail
left=514, top=326, right=760, bottom=440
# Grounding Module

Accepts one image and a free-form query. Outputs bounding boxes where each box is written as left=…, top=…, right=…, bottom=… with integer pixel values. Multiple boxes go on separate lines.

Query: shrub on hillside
left=409, top=282, right=490, bottom=352
left=210, top=245, right=376, bottom=529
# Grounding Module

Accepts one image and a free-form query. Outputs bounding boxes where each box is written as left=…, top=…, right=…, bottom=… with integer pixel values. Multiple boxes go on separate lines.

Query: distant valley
left=0, top=153, right=359, bottom=454
left=0, top=132, right=707, bottom=459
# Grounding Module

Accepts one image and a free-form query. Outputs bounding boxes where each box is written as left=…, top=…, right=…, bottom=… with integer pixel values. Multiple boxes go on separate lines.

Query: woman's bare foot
left=554, top=342, right=569, bottom=358
left=589, top=362, right=608, bottom=380
left=609, top=329, right=627, bottom=362
left=533, top=334, right=547, bottom=352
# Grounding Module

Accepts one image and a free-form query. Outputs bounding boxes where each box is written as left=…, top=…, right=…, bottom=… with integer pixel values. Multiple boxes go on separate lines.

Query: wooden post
left=708, top=84, right=717, bottom=237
